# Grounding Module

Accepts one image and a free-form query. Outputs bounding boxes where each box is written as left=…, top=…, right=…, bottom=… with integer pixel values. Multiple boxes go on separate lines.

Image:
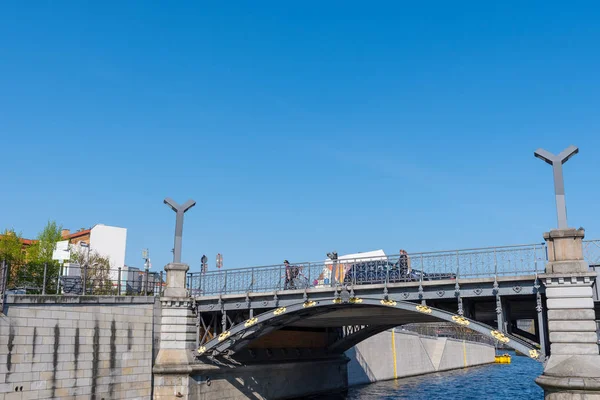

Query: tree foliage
left=0, top=229, right=25, bottom=264
left=2, top=222, right=64, bottom=292
left=27, top=220, right=63, bottom=263
left=70, top=245, right=115, bottom=294
left=1, top=229, right=26, bottom=288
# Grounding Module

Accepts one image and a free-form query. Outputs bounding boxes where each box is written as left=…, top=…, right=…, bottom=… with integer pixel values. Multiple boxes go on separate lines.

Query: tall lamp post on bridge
left=533, top=146, right=600, bottom=400
left=154, top=197, right=198, bottom=395
left=534, top=145, right=578, bottom=229
left=327, top=251, right=338, bottom=287
left=162, top=197, right=196, bottom=297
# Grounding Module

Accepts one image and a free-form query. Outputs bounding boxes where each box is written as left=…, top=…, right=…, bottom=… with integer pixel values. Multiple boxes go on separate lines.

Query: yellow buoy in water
left=495, top=353, right=511, bottom=364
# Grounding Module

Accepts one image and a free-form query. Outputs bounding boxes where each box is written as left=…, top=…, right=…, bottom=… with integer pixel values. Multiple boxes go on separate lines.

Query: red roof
left=63, top=229, right=91, bottom=240
left=0, top=235, right=36, bottom=246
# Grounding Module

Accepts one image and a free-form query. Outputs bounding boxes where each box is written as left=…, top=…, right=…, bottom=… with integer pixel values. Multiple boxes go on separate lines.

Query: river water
left=337, top=351, right=543, bottom=400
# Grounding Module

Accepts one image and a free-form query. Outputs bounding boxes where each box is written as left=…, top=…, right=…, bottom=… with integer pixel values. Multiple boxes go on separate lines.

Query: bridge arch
left=196, top=296, right=542, bottom=362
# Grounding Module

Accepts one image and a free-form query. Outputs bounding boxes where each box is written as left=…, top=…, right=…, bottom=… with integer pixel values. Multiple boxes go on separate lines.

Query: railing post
left=456, top=250, right=460, bottom=278
left=144, top=269, right=149, bottom=296
left=57, top=263, right=63, bottom=295
left=331, top=259, right=338, bottom=288
left=533, top=244, right=538, bottom=273
left=352, top=261, right=356, bottom=287
left=493, top=248, right=498, bottom=276
left=82, top=262, right=88, bottom=295
left=202, top=271, right=206, bottom=296
left=0, top=260, right=7, bottom=311
left=223, top=271, right=228, bottom=295
left=279, top=264, right=283, bottom=290
left=42, top=262, right=47, bottom=295
left=117, top=267, right=122, bottom=296
left=385, top=259, right=390, bottom=285
left=159, top=271, right=164, bottom=296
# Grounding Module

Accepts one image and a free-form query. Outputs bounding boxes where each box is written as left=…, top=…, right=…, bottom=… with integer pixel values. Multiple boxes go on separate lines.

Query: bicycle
left=280, top=265, right=310, bottom=290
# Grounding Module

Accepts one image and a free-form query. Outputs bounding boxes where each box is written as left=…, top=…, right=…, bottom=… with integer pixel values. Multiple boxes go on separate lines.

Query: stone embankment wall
left=0, top=295, right=159, bottom=400
left=346, top=328, right=495, bottom=386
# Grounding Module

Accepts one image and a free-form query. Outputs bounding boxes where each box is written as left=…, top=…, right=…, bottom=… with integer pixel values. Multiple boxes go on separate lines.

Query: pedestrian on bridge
left=399, top=249, right=411, bottom=276
left=283, top=260, right=296, bottom=290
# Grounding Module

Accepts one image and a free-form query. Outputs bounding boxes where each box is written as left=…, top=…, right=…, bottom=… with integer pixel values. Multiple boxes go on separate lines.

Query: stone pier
left=536, top=228, right=600, bottom=399
left=153, top=263, right=198, bottom=399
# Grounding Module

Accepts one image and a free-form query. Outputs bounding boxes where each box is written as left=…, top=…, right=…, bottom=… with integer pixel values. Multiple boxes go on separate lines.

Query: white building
left=63, top=224, right=127, bottom=274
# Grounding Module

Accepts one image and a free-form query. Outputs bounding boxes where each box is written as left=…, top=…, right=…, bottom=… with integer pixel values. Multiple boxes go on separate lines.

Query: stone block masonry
left=0, top=295, right=158, bottom=400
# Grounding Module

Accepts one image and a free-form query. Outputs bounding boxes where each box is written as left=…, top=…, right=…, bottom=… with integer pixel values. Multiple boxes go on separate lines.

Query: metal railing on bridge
left=188, top=239, right=600, bottom=297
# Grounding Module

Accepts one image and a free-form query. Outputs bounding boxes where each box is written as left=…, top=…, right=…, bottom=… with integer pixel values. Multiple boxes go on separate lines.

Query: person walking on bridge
left=399, top=249, right=412, bottom=278
left=283, top=260, right=296, bottom=290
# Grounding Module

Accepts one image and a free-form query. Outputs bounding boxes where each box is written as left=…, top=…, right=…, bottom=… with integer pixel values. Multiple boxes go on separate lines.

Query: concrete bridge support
left=536, top=229, right=600, bottom=399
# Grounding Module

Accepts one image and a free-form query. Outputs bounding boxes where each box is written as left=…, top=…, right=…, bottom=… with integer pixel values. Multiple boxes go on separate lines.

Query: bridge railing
left=584, top=239, right=600, bottom=266
left=189, top=240, right=600, bottom=297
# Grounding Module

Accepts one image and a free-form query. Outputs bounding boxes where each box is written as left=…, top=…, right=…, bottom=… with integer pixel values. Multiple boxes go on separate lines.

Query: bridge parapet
left=189, top=240, right=599, bottom=297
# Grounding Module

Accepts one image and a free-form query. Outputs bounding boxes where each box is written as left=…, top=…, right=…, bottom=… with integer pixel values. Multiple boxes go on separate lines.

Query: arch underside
left=196, top=296, right=542, bottom=362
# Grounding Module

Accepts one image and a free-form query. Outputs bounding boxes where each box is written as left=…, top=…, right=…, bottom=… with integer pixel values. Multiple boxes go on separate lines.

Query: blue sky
left=1, top=1, right=599, bottom=273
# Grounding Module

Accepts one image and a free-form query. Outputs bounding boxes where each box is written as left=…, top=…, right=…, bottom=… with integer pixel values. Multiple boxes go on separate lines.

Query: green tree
left=17, top=221, right=65, bottom=293
left=0, top=229, right=26, bottom=288
left=70, top=247, right=115, bottom=295
left=26, top=220, right=63, bottom=263
left=0, top=229, right=25, bottom=264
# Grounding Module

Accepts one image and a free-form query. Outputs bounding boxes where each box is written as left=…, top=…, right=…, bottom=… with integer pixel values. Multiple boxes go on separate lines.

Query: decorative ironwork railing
left=189, top=240, right=600, bottom=297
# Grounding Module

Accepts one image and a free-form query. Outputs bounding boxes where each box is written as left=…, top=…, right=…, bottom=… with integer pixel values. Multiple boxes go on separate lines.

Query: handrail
left=189, top=239, right=600, bottom=297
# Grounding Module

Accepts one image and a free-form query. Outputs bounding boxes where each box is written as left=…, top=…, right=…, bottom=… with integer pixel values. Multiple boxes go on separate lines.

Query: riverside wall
left=0, top=295, right=159, bottom=400
left=346, top=329, right=496, bottom=386
left=1, top=296, right=494, bottom=400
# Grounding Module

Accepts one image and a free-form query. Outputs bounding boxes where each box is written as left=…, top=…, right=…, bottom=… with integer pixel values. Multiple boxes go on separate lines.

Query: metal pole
left=117, top=267, right=122, bottom=296
left=84, top=244, right=90, bottom=295
left=0, top=260, right=6, bottom=311
left=494, top=249, right=498, bottom=276
left=82, top=262, right=88, bottom=295
left=57, top=263, right=63, bottom=294
left=159, top=271, right=164, bottom=297
left=536, top=291, right=547, bottom=358
left=534, top=146, right=578, bottom=229
left=144, top=268, right=149, bottom=297
left=496, top=294, right=504, bottom=332
left=42, top=262, right=47, bottom=295
left=163, top=198, right=196, bottom=264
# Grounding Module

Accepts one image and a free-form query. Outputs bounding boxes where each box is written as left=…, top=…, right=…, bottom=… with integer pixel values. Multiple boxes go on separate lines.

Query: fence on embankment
left=0, top=260, right=165, bottom=304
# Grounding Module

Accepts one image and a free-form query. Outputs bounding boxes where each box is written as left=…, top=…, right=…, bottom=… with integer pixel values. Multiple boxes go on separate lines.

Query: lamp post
left=142, top=249, right=150, bottom=296
left=201, top=255, right=208, bottom=274
left=163, top=198, right=196, bottom=264
left=79, top=242, right=91, bottom=295
left=327, top=251, right=338, bottom=287
left=534, top=145, right=579, bottom=229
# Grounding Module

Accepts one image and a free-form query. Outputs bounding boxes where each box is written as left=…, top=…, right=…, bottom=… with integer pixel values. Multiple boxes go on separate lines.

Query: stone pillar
left=153, top=263, right=197, bottom=399
left=536, top=229, right=600, bottom=399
